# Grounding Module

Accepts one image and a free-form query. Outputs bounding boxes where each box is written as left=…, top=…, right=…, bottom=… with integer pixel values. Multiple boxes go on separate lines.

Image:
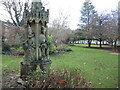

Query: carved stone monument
left=20, top=0, right=52, bottom=79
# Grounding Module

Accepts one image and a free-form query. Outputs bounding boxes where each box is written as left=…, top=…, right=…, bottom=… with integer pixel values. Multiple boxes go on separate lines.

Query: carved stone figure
left=20, top=0, right=52, bottom=79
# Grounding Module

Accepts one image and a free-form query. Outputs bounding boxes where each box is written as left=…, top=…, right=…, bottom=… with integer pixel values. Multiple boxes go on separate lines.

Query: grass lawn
left=2, top=45, right=118, bottom=88
left=2, top=55, right=23, bottom=75
left=73, top=44, right=110, bottom=47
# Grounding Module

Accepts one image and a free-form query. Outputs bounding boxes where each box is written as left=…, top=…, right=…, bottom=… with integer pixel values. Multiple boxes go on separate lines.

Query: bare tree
left=49, top=11, right=72, bottom=50
left=1, top=24, right=25, bottom=47
left=92, top=10, right=118, bottom=47
left=104, top=10, right=118, bottom=47
left=93, top=13, right=111, bottom=47
left=0, top=0, right=31, bottom=26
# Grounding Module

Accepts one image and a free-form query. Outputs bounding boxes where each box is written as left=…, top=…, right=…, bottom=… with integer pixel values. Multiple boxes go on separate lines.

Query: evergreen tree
left=80, top=0, right=97, bottom=47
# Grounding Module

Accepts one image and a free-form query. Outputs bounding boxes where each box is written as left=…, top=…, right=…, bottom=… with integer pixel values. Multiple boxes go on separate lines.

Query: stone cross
left=20, top=0, right=52, bottom=79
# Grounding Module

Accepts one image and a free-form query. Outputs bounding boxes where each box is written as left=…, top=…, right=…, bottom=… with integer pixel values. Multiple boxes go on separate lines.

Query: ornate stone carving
left=20, top=1, right=51, bottom=79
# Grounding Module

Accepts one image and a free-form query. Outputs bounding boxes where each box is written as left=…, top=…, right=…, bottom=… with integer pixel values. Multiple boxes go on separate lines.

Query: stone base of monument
left=20, top=62, right=38, bottom=80
left=20, top=60, right=52, bottom=80
left=20, top=62, right=31, bottom=80
left=17, top=78, right=26, bottom=86
left=40, top=63, right=51, bottom=78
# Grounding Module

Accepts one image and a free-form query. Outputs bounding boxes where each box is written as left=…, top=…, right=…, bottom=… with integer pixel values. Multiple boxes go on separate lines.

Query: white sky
left=0, top=0, right=119, bottom=30
left=44, top=0, right=119, bottom=30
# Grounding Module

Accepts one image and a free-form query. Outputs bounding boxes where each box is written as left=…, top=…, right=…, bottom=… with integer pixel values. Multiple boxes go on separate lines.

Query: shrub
left=11, top=46, right=23, bottom=53
left=64, top=46, right=72, bottom=52
left=48, top=35, right=57, bottom=54
left=10, top=46, right=24, bottom=56
left=56, top=44, right=72, bottom=53
left=2, top=44, right=11, bottom=54
left=2, top=44, right=11, bottom=52
left=49, top=44, right=57, bottom=54
left=17, top=46, right=24, bottom=53
left=26, top=69, right=89, bottom=88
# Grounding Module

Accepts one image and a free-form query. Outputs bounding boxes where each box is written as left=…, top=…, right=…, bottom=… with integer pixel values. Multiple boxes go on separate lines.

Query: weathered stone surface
left=20, top=0, right=51, bottom=79
left=17, top=78, right=26, bottom=85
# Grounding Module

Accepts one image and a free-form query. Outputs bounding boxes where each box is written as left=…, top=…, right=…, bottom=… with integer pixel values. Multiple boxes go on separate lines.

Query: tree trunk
left=74, top=41, right=75, bottom=44
left=102, top=41, right=104, bottom=45
left=99, top=38, right=102, bottom=48
left=88, top=39, right=91, bottom=47
left=114, top=40, right=117, bottom=47
left=110, top=41, right=114, bottom=47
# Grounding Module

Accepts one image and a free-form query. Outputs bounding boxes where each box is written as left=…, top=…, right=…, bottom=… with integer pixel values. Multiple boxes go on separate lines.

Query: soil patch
left=2, top=74, right=25, bottom=89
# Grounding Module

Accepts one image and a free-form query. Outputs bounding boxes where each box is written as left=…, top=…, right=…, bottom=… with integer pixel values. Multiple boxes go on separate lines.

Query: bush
left=56, top=44, right=72, bottom=52
left=2, top=44, right=11, bottom=54
left=17, top=46, right=24, bottom=53
left=48, top=35, right=72, bottom=54
left=64, top=46, right=72, bottom=52
left=48, top=35, right=57, bottom=54
left=26, top=69, right=89, bottom=88
left=56, top=44, right=64, bottom=51
left=10, top=46, right=24, bottom=56
left=49, top=44, right=57, bottom=54
left=11, top=46, right=23, bottom=53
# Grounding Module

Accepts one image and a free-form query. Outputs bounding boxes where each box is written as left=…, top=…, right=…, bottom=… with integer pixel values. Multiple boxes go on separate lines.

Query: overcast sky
left=43, top=0, right=119, bottom=30
left=0, top=0, right=119, bottom=30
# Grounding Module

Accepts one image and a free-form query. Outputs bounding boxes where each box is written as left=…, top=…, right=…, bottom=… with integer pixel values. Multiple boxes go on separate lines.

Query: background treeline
left=0, top=0, right=119, bottom=54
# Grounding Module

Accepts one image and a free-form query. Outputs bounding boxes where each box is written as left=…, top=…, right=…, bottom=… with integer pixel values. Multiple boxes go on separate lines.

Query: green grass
left=73, top=44, right=110, bottom=47
left=50, top=46, right=118, bottom=88
left=2, top=46, right=118, bottom=88
left=2, top=55, right=23, bottom=74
